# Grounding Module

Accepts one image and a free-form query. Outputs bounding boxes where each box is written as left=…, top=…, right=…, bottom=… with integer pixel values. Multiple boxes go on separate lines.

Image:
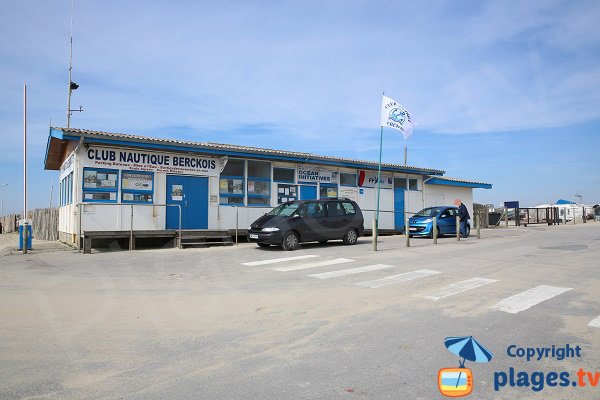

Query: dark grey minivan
left=247, top=199, right=364, bottom=250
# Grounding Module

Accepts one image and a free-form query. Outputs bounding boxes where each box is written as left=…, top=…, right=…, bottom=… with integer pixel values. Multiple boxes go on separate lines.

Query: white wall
left=422, top=184, right=474, bottom=220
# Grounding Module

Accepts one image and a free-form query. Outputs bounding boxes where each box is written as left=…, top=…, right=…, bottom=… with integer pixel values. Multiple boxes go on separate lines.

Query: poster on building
left=171, top=185, right=183, bottom=201
left=122, top=172, right=153, bottom=191
left=339, top=187, right=358, bottom=201
left=358, top=170, right=393, bottom=189
left=83, top=169, right=118, bottom=189
left=297, top=166, right=338, bottom=183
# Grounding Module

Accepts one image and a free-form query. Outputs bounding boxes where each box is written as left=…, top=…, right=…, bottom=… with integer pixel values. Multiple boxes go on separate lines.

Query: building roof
left=45, top=127, right=446, bottom=175
left=424, top=175, right=492, bottom=189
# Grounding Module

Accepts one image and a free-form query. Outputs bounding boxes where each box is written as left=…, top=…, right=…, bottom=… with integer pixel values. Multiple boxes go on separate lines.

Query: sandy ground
left=0, top=224, right=599, bottom=399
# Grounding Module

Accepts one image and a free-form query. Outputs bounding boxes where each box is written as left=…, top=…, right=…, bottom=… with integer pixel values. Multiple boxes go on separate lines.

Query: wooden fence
left=473, top=203, right=490, bottom=229
left=0, top=207, right=59, bottom=241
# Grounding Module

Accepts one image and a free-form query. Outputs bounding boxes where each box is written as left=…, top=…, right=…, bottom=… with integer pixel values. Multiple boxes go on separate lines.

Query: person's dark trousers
left=460, top=219, right=469, bottom=237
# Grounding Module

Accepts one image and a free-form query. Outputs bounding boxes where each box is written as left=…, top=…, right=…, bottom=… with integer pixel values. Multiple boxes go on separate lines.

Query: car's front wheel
left=281, top=231, right=300, bottom=251
left=342, top=229, right=358, bottom=245
left=257, top=242, right=270, bottom=248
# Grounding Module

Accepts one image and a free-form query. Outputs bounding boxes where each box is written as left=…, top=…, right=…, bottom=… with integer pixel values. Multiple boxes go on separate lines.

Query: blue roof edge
left=45, top=127, right=447, bottom=176
left=424, top=177, right=492, bottom=189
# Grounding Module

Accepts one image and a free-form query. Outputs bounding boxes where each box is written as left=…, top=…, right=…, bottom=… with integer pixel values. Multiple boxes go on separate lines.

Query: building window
left=273, top=167, right=295, bottom=183
left=247, top=160, right=271, bottom=207
left=320, top=184, right=338, bottom=199
left=277, top=184, right=298, bottom=204
left=394, top=178, right=407, bottom=190
left=409, top=178, right=419, bottom=191
left=220, top=176, right=245, bottom=205
left=340, top=173, right=357, bottom=187
left=121, top=171, right=154, bottom=203
left=222, top=158, right=244, bottom=176
left=82, top=168, right=118, bottom=203
left=247, top=160, right=270, bottom=178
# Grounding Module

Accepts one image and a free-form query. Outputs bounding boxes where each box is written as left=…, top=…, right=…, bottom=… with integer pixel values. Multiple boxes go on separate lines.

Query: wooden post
left=372, top=216, right=377, bottom=251
left=405, top=218, right=410, bottom=247
left=456, top=216, right=460, bottom=241
left=432, top=216, right=437, bottom=244
left=476, top=215, right=481, bottom=239
left=505, top=209, right=508, bottom=228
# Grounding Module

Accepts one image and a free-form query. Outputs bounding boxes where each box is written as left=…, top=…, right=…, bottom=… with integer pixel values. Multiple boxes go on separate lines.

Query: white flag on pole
left=380, top=95, right=414, bottom=139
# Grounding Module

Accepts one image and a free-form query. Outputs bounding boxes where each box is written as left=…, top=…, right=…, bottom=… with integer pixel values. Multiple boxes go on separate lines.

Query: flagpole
left=374, top=125, right=384, bottom=251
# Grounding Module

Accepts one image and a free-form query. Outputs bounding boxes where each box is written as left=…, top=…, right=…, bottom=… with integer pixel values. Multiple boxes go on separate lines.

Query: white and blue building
left=44, top=127, right=492, bottom=246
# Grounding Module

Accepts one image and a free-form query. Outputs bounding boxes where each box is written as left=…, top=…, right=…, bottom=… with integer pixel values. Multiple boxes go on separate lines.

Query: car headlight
left=262, top=227, right=280, bottom=232
left=422, top=218, right=432, bottom=223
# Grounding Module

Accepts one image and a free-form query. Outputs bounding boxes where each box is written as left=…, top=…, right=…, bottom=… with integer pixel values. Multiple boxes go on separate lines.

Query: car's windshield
left=414, top=207, right=444, bottom=217
left=266, top=203, right=300, bottom=216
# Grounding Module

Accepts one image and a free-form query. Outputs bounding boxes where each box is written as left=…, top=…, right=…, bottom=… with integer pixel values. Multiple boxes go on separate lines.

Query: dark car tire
left=430, top=226, right=440, bottom=239
left=257, top=243, right=270, bottom=248
left=281, top=231, right=300, bottom=251
left=342, top=229, right=358, bottom=245
left=463, top=225, right=471, bottom=238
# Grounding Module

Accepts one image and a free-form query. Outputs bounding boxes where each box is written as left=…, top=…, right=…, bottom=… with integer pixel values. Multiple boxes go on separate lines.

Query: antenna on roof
left=574, top=190, right=583, bottom=204
left=66, top=0, right=83, bottom=128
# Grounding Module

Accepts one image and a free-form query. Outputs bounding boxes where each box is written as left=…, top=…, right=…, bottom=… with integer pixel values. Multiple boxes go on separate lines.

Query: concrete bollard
left=456, top=216, right=460, bottom=241
left=476, top=215, right=481, bottom=239
left=405, top=218, right=410, bottom=247
left=432, top=216, right=438, bottom=244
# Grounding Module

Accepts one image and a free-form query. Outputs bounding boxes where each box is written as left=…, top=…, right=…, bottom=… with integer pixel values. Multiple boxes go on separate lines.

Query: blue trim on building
left=424, top=177, right=492, bottom=189
left=45, top=129, right=445, bottom=176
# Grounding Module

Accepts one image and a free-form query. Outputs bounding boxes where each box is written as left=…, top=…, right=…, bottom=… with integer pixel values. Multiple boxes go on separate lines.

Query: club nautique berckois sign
left=83, top=146, right=226, bottom=177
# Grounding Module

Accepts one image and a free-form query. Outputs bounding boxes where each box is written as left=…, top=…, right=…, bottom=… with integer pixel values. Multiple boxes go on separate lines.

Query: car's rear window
left=341, top=202, right=356, bottom=215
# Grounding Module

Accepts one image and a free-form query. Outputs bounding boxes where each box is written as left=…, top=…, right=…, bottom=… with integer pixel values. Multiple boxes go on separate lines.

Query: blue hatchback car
left=408, top=206, right=470, bottom=238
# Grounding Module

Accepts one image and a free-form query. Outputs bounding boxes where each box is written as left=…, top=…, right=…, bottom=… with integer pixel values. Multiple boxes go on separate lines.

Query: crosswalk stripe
left=356, top=269, right=441, bottom=289
left=273, top=258, right=355, bottom=272
left=492, top=285, right=572, bottom=314
left=424, top=277, right=498, bottom=301
left=307, top=264, right=396, bottom=279
left=588, top=316, right=600, bottom=328
left=242, top=255, right=318, bottom=266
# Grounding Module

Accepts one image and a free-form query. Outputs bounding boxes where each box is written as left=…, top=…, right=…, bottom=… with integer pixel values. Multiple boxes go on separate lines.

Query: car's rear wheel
left=281, top=231, right=300, bottom=251
left=257, top=242, right=270, bottom=248
left=342, top=228, right=358, bottom=245
left=463, top=225, right=470, bottom=238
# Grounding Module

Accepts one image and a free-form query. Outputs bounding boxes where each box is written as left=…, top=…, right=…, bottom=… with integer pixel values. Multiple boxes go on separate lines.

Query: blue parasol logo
left=439, top=336, right=493, bottom=397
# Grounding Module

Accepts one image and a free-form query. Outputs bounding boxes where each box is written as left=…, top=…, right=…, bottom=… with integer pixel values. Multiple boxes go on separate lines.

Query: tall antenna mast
left=66, top=0, right=82, bottom=128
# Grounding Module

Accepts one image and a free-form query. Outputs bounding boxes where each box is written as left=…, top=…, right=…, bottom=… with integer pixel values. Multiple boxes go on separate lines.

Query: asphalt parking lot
left=1, top=224, right=599, bottom=400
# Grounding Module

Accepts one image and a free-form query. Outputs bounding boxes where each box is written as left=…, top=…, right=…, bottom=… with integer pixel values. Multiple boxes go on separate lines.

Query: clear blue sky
left=1, top=0, right=599, bottom=214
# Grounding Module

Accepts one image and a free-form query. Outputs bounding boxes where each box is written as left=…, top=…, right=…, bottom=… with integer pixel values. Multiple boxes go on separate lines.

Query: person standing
left=454, top=199, right=470, bottom=238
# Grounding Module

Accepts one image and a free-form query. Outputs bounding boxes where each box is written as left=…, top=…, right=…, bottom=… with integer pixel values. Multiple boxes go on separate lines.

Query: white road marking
left=356, top=269, right=441, bottom=289
left=588, top=316, right=600, bottom=328
left=424, top=277, right=498, bottom=301
left=273, top=258, right=355, bottom=272
left=307, top=264, right=396, bottom=279
left=242, top=255, right=318, bottom=266
left=492, top=285, right=572, bottom=314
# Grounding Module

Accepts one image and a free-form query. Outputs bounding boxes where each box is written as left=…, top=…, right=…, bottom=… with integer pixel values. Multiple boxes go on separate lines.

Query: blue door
left=166, top=175, right=209, bottom=229
left=300, top=185, right=317, bottom=200
left=394, top=188, right=405, bottom=230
